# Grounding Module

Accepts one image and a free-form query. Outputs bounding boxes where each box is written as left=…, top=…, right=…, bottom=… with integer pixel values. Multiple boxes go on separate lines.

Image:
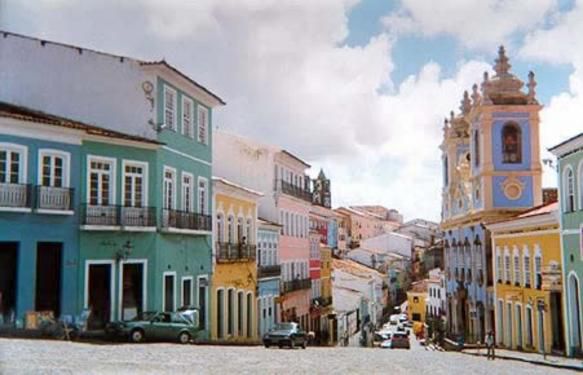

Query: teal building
left=549, top=132, right=583, bottom=357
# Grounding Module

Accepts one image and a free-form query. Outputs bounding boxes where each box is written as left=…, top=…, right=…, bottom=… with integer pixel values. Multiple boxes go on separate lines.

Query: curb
left=461, top=350, right=583, bottom=372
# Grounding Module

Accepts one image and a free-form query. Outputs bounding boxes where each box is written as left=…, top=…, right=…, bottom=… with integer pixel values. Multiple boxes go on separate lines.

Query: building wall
left=492, top=229, right=562, bottom=353
left=407, top=292, right=427, bottom=322
left=0, top=131, right=81, bottom=322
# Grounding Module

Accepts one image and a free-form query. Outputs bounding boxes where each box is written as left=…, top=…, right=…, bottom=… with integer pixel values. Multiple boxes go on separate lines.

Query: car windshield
left=273, top=323, right=294, bottom=331
left=130, top=311, right=157, bottom=321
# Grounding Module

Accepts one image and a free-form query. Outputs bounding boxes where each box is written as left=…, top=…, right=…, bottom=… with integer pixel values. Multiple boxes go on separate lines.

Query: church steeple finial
left=494, top=45, right=511, bottom=77
left=460, top=90, right=471, bottom=114
left=527, top=70, right=538, bottom=104
left=471, top=83, right=481, bottom=106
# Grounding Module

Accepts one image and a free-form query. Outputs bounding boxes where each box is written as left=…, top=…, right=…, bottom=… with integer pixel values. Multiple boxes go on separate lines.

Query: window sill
left=35, top=209, right=74, bottom=216
left=160, top=227, right=211, bottom=236
left=0, top=207, right=32, bottom=213
left=80, top=225, right=122, bottom=231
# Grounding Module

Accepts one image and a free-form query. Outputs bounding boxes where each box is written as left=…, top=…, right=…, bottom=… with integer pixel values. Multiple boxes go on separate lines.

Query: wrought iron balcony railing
left=216, top=242, right=257, bottom=263
left=162, top=209, right=211, bottom=231
left=36, top=186, right=74, bottom=211
left=257, top=264, right=282, bottom=278
left=82, top=204, right=157, bottom=227
left=0, top=183, right=31, bottom=208
left=283, top=278, right=311, bottom=293
left=278, top=180, right=312, bottom=202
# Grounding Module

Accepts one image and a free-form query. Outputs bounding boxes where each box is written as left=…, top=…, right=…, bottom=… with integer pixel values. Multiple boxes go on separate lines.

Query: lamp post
left=537, top=298, right=547, bottom=360
left=116, top=240, right=133, bottom=262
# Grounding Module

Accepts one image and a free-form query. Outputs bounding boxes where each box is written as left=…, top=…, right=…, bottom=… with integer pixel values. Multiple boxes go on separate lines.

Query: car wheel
left=178, top=332, right=191, bottom=344
left=264, top=343, right=270, bottom=348
left=278, top=343, right=283, bottom=349
left=130, top=329, right=144, bottom=343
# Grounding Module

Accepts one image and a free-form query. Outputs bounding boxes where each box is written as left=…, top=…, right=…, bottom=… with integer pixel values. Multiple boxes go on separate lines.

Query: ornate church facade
left=440, top=47, right=543, bottom=342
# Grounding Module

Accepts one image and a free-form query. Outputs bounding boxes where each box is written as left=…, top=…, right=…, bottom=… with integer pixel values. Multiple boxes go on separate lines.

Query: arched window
left=564, top=166, right=575, bottom=213
left=443, top=156, right=449, bottom=186
left=502, top=123, right=522, bottom=164
left=513, top=246, right=521, bottom=286
left=578, top=161, right=583, bottom=210
left=216, top=214, right=224, bottom=243
left=504, top=247, right=511, bottom=283
left=227, top=215, right=234, bottom=243
left=237, top=217, right=244, bottom=243
left=474, top=130, right=480, bottom=167
left=534, top=246, right=542, bottom=289
left=523, top=246, right=531, bottom=287
left=496, top=247, right=502, bottom=283
left=246, top=218, right=252, bottom=244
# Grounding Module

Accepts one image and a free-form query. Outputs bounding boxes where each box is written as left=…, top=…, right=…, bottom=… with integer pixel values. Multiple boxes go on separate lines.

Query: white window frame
left=181, top=172, right=194, bottom=212
left=0, top=143, right=28, bottom=184
left=162, top=271, right=177, bottom=312
left=523, top=245, right=531, bottom=287
left=84, top=260, right=115, bottom=322
left=163, top=166, right=177, bottom=210
left=181, top=276, right=194, bottom=308
left=197, top=275, right=209, bottom=330
left=534, top=245, right=542, bottom=289
left=197, top=105, right=209, bottom=145
left=87, top=155, right=116, bottom=205
left=164, top=85, right=177, bottom=131
left=513, top=246, right=521, bottom=285
left=504, top=247, right=511, bottom=283
left=182, top=96, right=194, bottom=138
left=578, top=159, right=583, bottom=211
left=38, top=149, right=70, bottom=188
left=198, top=176, right=209, bottom=215
left=121, top=160, right=148, bottom=207
left=563, top=165, right=575, bottom=213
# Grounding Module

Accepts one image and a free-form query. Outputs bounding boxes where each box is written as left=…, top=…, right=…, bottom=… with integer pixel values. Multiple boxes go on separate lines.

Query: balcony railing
left=36, top=186, right=73, bottom=211
left=257, top=264, right=281, bottom=278
left=283, top=278, right=311, bottom=293
left=82, top=204, right=157, bottom=227
left=216, top=242, right=257, bottom=263
left=279, top=180, right=312, bottom=202
left=313, top=296, right=332, bottom=307
left=162, top=209, right=211, bottom=231
left=0, top=183, right=31, bottom=208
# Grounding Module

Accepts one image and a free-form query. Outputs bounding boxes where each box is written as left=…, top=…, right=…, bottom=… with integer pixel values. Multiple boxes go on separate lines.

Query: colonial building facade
left=441, top=46, right=542, bottom=342
left=549, top=132, right=583, bottom=357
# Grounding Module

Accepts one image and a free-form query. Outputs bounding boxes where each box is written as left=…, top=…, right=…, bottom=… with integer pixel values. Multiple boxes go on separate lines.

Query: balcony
left=258, top=264, right=282, bottom=278
left=278, top=180, right=312, bottom=202
left=81, top=204, right=156, bottom=228
left=283, top=278, right=311, bottom=293
left=0, top=183, right=31, bottom=210
left=216, top=242, right=257, bottom=263
left=162, top=209, right=211, bottom=232
left=36, top=186, right=73, bottom=212
left=313, top=296, right=332, bottom=307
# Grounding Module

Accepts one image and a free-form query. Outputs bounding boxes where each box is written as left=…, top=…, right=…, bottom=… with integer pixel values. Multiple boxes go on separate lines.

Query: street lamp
left=116, top=240, right=133, bottom=262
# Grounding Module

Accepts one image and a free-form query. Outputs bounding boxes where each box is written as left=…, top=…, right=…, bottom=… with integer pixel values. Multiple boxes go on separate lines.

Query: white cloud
left=520, top=1, right=583, bottom=187
left=0, top=0, right=499, bottom=221
left=383, top=0, right=558, bottom=50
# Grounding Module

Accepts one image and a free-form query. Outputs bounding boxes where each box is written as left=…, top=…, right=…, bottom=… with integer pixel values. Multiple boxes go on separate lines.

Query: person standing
left=485, top=331, right=495, bottom=360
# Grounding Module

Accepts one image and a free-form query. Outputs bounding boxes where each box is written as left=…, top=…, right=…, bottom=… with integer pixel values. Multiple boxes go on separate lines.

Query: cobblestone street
left=0, top=338, right=573, bottom=374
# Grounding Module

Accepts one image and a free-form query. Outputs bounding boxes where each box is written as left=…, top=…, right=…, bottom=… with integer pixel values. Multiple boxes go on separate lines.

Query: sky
left=0, top=0, right=582, bottom=222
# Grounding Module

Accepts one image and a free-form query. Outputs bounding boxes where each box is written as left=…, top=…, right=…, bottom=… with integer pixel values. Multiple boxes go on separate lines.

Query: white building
left=359, top=232, right=413, bottom=259
left=426, top=268, right=446, bottom=320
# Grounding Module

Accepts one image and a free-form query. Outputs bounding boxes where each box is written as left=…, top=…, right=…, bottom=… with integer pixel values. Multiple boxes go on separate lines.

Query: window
left=88, top=157, right=115, bottom=205
left=534, top=247, right=542, bottom=289
left=496, top=249, right=503, bottom=282
left=163, top=167, right=176, bottom=209
left=227, top=289, right=234, bottom=336
left=227, top=215, right=234, bottom=243
left=564, top=166, right=575, bottom=213
left=513, top=247, right=521, bottom=285
left=163, top=273, right=176, bottom=312
left=39, top=150, right=69, bottom=188
left=474, top=130, right=480, bottom=167
left=246, top=219, right=252, bottom=244
left=198, top=178, right=208, bottom=214
left=0, top=144, right=27, bottom=184
left=502, top=123, right=521, bottom=164
left=182, top=96, right=194, bottom=138
left=579, top=161, right=583, bottom=210
left=237, top=217, right=244, bottom=243
left=182, top=173, right=193, bottom=212
left=216, top=289, right=224, bottom=338
left=197, top=105, right=208, bottom=144
left=523, top=246, right=531, bottom=287
left=237, top=291, right=244, bottom=336
left=164, top=86, right=177, bottom=131
left=443, top=156, right=449, bottom=186
left=504, top=248, right=511, bottom=283
left=123, top=162, right=146, bottom=207
left=216, top=214, right=225, bottom=243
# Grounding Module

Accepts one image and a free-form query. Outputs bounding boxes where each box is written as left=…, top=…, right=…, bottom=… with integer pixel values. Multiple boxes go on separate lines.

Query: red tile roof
left=0, top=102, right=162, bottom=145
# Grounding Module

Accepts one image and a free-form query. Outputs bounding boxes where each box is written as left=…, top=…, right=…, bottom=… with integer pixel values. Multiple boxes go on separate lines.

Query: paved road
left=0, top=338, right=572, bottom=374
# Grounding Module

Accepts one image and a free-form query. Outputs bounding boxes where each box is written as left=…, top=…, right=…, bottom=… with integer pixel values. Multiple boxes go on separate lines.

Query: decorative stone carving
left=500, top=177, right=525, bottom=201
left=142, top=80, right=154, bottom=111
left=527, top=71, right=538, bottom=104
left=460, top=90, right=471, bottom=115
left=481, top=72, right=492, bottom=105
left=471, top=83, right=481, bottom=106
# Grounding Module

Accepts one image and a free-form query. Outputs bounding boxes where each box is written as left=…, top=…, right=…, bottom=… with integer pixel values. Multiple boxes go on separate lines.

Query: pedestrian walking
left=485, top=331, right=495, bottom=360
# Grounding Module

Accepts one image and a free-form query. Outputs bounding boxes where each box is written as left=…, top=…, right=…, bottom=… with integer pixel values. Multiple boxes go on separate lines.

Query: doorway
left=121, top=263, right=144, bottom=320
left=568, top=274, right=581, bottom=352
left=87, top=263, right=113, bottom=329
left=0, top=242, right=18, bottom=324
left=551, top=292, right=565, bottom=352
left=35, top=242, right=62, bottom=317
left=163, top=273, right=175, bottom=312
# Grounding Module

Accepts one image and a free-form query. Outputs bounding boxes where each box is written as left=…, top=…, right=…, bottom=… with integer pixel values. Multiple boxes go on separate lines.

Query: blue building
left=0, top=101, right=157, bottom=326
left=440, top=47, right=543, bottom=342
left=257, top=219, right=281, bottom=336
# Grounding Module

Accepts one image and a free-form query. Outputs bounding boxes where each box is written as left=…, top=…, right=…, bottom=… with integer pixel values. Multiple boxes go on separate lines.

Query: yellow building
left=211, top=177, right=262, bottom=343
left=488, top=202, right=566, bottom=354
left=407, top=280, right=428, bottom=323
left=319, top=245, right=334, bottom=345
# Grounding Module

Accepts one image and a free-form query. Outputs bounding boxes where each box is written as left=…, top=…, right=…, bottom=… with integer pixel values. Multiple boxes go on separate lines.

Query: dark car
left=106, top=309, right=200, bottom=344
left=263, top=322, right=308, bottom=349
left=387, top=332, right=410, bottom=349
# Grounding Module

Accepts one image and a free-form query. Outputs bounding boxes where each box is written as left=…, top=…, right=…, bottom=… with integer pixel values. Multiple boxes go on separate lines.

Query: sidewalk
left=462, top=347, right=583, bottom=371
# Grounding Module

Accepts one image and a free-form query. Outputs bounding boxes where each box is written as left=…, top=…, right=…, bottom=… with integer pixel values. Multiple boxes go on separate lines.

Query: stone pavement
left=463, top=347, right=583, bottom=371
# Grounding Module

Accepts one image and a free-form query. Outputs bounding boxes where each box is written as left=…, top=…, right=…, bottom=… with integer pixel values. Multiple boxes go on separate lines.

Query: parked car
left=106, top=308, right=200, bottom=344
left=263, top=322, right=308, bottom=349
left=380, top=332, right=410, bottom=349
left=374, top=330, right=392, bottom=342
